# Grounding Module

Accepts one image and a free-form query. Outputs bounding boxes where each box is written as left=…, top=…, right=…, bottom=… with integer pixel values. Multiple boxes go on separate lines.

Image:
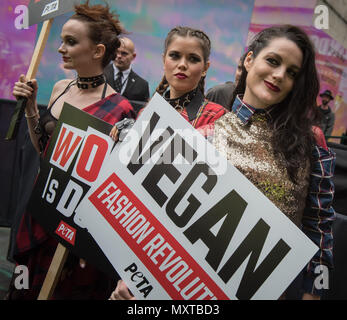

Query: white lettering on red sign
left=55, top=221, right=76, bottom=245
left=50, top=123, right=85, bottom=172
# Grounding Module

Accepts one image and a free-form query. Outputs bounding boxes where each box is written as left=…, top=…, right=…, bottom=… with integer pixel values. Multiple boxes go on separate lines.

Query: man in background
left=206, top=54, right=244, bottom=110
left=317, top=89, right=335, bottom=137
left=104, top=37, right=150, bottom=113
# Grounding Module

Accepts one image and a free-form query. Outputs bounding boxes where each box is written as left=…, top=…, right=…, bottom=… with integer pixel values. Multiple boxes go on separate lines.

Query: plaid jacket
left=302, top=144, right=336, bottom=296
left=179, top=100, right=227, bottom=130
left=83, top=93, right=136, bottom=125
left=137, top=96, right=227, bottom=132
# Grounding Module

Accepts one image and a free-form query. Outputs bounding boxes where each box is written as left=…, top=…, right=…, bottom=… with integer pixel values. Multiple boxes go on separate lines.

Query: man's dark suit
left=104, top=63, right=150, bottom=112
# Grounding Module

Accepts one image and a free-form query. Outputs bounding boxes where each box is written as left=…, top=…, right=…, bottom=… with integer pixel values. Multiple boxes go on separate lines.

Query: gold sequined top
left=213, top=96, right=311, bottom=227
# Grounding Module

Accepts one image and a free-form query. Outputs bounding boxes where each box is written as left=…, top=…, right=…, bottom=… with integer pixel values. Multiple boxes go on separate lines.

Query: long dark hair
left=155, top=26, right=211, bottom=96
left=232, top=25, right=320, bottom=183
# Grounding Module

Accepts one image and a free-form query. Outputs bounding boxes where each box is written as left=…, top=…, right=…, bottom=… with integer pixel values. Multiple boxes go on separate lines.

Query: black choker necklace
left=77, top=74, right=105, bottom=89
left=164, top=88, right=198, bottom=112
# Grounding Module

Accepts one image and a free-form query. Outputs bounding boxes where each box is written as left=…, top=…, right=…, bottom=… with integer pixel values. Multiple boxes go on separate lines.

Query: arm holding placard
left=11, top=75, right=67, bottom=154
left=12, top=75, right=41, bottom=153
left=109, top=280, right=135, bottom=300
left=6, top=19, right=53, bottom=141
left=109, top=117, right=135, bottom=141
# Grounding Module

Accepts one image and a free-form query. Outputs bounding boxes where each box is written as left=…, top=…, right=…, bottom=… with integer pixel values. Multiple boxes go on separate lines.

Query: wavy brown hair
left=232, top=25, right=320, bottom=183
left=71, top=0, right=126, bottom=68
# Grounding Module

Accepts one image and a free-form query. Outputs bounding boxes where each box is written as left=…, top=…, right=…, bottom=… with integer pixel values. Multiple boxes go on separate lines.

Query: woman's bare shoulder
left=47, top=79, right=74, bottom=108
left=52, top=79, right=74, bottom=93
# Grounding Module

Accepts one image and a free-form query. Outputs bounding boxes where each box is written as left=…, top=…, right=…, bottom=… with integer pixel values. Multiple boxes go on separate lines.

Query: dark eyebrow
left=168, top=50, right=201, bottom=57
left=61, top=33, right=76, bottom=40
left=267, top=52, right=301, bottom=71
left=60, top=34, right=76, bottom=41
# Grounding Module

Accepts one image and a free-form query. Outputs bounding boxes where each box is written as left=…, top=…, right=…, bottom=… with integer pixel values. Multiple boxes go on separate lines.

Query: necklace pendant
left=174, top=101, right=184, bottom=112
left=175, top=105, right=184, bottom=112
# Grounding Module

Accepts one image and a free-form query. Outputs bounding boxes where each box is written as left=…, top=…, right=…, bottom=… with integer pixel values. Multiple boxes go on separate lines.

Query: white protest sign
left=74, top=93, right=318, bottom=300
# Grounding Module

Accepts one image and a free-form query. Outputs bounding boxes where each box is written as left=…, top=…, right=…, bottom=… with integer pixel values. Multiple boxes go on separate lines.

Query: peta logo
left=55, top=221, right=76, bottom=245
left=124, top=263, right=153, bottom=298
left=42, top=0, right=59, bottom=17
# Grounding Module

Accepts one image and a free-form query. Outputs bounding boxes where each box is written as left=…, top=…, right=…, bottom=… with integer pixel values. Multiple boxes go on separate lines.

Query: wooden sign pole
left=26, top=18, right=54, bottom=79
left=5, top=18, right=53, bottom=140
left=37, top=243, right=69, bottom=300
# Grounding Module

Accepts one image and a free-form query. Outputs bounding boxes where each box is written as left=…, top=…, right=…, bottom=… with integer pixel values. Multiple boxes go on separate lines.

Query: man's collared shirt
left=112, top=63, right=131, bottom=95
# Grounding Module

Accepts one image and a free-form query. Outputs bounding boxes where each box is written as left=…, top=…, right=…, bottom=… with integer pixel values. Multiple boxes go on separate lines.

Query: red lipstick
left=264, top=80, right=280, bottom=92
left=175, top=73, right=187, bottom=80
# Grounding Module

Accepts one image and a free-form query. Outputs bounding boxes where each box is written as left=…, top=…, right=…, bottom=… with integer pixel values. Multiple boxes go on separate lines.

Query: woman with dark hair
left=213, top=25, right=335, bottom=300
left=8, top=1, right=135, bottom=300
left=109, top=26, right=227, bottom=140
left=111, top=25, right=335, bottom=300
left=109, top=26, right=228, bottom=300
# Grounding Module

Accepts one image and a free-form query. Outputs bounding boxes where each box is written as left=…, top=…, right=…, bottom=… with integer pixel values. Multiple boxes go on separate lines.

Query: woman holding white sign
left=8, top=1, right=135, bottom=300
left=109, top=25, right=229, bottom=300
left=211, top=25, right=335, bottom=300
left=111, top=25, right=335, bottom=301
